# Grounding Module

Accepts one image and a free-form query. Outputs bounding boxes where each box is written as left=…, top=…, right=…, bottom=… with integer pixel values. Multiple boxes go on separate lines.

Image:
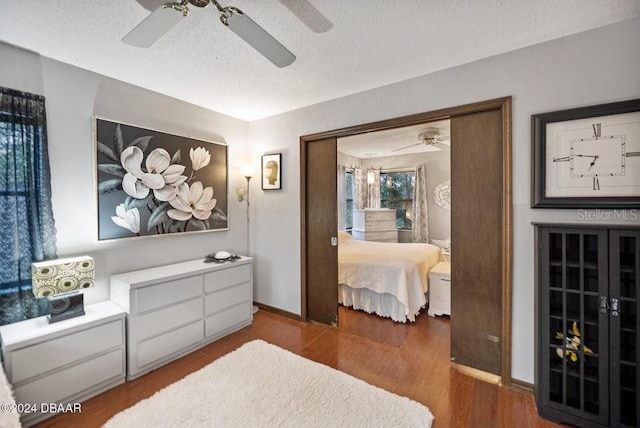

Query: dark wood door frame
left=300, top=96, right=513, bottom=385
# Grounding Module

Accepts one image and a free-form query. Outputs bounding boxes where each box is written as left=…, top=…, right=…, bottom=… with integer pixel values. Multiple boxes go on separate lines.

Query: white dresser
left=110, top=257, right=253, bottom=380
left=428, top=261, right=451, bottom=317
left=0, top=301, right=126, bottom=427
left=352, top=209, right=398, bottom=243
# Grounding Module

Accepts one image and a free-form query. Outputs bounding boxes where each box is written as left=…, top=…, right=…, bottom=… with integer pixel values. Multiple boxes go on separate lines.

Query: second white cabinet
left=110, top=257, right=253, bottom=380
left=428, top=261, right=451, bottom=317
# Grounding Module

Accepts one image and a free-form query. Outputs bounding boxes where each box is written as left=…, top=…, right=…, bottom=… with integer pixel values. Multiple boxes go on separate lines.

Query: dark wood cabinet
left=535, top=224, right=639, bottom=428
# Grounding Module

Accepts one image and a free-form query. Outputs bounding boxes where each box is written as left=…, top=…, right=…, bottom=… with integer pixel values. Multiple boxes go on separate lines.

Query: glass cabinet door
left=541, top=227, right=609, bottom=425
left=610, top=230, right=640, bottom=428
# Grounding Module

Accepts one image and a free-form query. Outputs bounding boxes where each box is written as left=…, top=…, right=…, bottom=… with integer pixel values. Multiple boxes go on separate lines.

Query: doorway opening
left=300, top=97, right=512, bottom=385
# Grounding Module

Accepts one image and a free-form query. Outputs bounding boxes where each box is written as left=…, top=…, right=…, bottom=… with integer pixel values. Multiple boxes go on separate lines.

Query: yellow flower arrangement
left=556, top=322, right=593, bottom=362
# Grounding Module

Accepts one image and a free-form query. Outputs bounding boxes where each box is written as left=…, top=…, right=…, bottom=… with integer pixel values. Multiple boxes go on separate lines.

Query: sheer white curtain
left=337, top=165, right=347, bottom=230
left=367, top=169, right=381, bottom=208
left=354, top=168, right=368, bottom=210
left=412, top=164, right=429, bottom=243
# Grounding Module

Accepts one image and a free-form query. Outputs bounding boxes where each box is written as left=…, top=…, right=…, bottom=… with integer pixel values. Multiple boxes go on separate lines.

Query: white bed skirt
left=338, top=284, right=426, bottom=323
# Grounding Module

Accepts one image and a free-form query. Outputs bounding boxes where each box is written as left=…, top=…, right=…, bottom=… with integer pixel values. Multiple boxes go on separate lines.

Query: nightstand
left=0, top=301, right=126, bottom=426
left=428, top=262, right=451, bottom=317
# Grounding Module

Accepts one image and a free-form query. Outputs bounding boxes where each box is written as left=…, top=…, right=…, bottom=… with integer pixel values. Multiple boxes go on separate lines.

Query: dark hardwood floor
left=36, top=307, right=560, bottom=428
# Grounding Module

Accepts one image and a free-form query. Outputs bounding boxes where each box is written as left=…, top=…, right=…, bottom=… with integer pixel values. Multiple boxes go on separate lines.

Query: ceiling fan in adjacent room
left=123, top=0, right=296, bottom=68
left=392, top=127, right=450, bottom=153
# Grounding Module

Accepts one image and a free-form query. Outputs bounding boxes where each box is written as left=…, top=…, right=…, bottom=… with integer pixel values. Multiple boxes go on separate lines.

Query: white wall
left=0, top=42, right=251, bottom=305
left=248, top=17, right=640, bottom=383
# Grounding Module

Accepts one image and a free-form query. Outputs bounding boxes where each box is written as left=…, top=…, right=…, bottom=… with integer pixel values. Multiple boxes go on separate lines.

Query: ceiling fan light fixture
left=124, top=0, right=296, bottom=67
left=122, top=2, right=189, bottom=47
left=217, top=6, right=296, bottom=68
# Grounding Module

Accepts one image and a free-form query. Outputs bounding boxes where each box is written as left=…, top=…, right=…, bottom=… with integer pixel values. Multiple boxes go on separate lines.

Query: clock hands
left=587, top=155, right=599, bottom=171
left=552, top=154, right=599, bottom=162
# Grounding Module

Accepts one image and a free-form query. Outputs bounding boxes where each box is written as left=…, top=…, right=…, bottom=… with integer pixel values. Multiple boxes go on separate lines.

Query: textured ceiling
left=338, top=120, right=450, bottom=158
left=0, top=1, right=638, bottom=121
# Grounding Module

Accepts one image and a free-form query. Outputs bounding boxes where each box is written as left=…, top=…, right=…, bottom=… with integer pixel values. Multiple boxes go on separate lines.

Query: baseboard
left=254, top=302, right=301, bottom=321
left=509, top=378, right=534, bottom=394
left=451, top=363, right=501, bottom=385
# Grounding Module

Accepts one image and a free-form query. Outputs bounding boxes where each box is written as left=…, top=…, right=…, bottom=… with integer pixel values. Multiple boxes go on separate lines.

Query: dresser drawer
left=205, top=301, right=251, bottom=338
left=365, top=210, right=395, bottom=221
left=353, top=209, right=395, bottom=230
left=205, top=282, right=250, bottom=316
left=137, top=297, right=203, bottom=341
left=10, top=319, right=124, bottom=384
left=137, top=321, right=203, bottom=368
left=204, top=264, right=251, bottom=293
left=363, top=212, right=396, bottom=230
left=14, top=348, right=124, bottom=406
left=352, top=230, right=398, bottom=242
left=430, top=286, right=450, bottom=304
left=135, top=275, right=202, bottom=313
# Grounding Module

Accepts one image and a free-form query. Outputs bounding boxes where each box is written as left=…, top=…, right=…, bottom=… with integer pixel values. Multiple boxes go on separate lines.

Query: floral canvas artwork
left=96, top=118, right=228, bottom=241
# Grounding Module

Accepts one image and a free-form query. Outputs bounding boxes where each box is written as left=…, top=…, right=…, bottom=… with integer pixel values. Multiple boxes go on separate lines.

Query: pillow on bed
left=338, top=230, right=353, bottom=243
left=430, top=238, right=451, bottom=252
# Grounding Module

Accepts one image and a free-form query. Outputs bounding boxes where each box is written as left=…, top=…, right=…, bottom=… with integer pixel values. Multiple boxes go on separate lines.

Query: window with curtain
left=345, top=170, right=354, bottom=230
left=380, top=170, right=415, bottom=229
left=0, top=87, right=57, bottom=326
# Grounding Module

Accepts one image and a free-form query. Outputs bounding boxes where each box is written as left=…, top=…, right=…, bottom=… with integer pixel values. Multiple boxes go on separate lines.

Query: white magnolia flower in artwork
left=190, top=147, right=211, bottom=171
left=121, top=147, right=187, bottom=201
left=167, top=181, right=217, bottom=221
left=434, top=180, right=451, bottom=210
left=111, top=204, right=140, bottom=233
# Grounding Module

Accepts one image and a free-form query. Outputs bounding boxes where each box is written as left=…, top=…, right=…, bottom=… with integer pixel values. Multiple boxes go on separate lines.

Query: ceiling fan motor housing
left=418, top=127, right=440, bottom=141
left=189, top=0, right=210, bottom=7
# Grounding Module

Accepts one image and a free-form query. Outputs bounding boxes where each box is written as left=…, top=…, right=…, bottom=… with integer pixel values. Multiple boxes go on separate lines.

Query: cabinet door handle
left=599, top=296, right=609, bottom=314
left=611, top=298, right=619, bottom=317
left=441, top=278, right=451, bottom=282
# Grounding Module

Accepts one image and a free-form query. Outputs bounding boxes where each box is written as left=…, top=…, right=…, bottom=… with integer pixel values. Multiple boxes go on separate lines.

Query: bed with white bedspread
left=338, top=231, right=442, bottom=322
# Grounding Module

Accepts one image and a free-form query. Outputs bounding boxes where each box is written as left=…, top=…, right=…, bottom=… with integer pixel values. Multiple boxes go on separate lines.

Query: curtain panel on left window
left=0, top=87, right=57, bottom=325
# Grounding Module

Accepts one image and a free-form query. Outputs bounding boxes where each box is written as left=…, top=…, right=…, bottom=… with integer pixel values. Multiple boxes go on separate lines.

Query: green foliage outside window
left=380, top=171, right=415, bottom=229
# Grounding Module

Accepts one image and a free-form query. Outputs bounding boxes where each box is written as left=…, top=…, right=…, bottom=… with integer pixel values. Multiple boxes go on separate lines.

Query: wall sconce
left=236, top=187, right=248, bottom=202
left=236, top=166, right=253, bottom=203
left=31, top=255, right=95, bottom=323
left=367, top=169, right=375, bottom=184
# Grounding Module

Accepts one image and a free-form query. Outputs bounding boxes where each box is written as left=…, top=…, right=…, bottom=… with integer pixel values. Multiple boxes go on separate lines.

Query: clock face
left=569, top=135, right=625, bottom=178
left=545, top=111, right=640, bottom=197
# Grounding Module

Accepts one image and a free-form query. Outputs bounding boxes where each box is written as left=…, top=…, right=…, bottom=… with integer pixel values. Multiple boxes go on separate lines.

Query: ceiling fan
left=392, top=127, right=450, bottom=153
left=122, top=0, right=296, bottom=68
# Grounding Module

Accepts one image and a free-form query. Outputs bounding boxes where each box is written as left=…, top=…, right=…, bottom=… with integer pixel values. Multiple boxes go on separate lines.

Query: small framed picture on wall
left=262, top=153, right=282, bottom=190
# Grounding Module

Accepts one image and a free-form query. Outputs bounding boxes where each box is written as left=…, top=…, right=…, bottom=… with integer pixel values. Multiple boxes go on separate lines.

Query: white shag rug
left=104, top=340, right=434, bottom=428
left=0, top=363, right=21, bottom=428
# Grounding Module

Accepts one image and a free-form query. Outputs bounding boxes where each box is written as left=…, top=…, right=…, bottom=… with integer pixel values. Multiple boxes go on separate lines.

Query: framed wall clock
left=532, top=99, right=640, bottom=208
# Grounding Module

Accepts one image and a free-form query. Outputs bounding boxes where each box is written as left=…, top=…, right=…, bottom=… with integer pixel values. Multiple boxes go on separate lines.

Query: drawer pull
left=441, top=278, right=451, bottom=282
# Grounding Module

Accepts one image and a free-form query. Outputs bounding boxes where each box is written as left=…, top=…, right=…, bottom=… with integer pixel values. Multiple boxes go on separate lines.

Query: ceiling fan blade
left=277, top=0, right=333, bottom=34
left=224, top=8, right=296, bottom=68
left=122, top=3, right=187, bottom=48
left=392, top=142, right=422, bottom=152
